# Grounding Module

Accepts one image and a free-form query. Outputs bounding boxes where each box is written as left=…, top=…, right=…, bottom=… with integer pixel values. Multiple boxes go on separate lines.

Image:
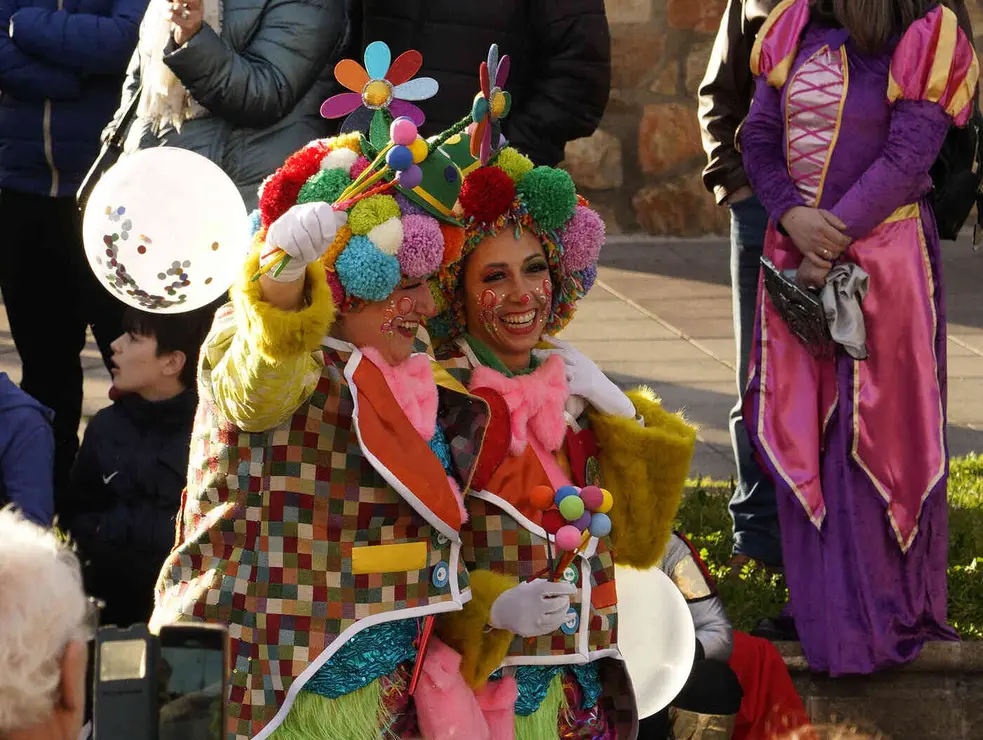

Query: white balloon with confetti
left=82, top=147, right=250, bottom=313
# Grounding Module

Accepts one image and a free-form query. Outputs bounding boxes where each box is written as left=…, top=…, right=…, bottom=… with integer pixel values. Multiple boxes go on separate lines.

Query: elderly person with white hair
left=0, top=506, right=96, bottom=740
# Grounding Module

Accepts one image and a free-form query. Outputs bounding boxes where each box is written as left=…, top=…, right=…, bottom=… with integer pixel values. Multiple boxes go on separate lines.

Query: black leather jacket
left=346, top=0, right=611, bottom=166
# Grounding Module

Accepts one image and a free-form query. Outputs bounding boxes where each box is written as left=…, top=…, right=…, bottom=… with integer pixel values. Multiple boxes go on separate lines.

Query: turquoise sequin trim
left=429, top=424, right=454, bottom=475
left=488, top=663, right=602, bottom=716
left=303, top=620, right=418, bottom=699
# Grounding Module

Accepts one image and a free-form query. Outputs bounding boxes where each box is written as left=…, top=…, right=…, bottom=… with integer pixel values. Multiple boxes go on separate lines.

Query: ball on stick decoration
left=558, top=495, right=585, bottom=522
left=555, top=525, right=582, bottom=552
left=389, top=117, right=418, bottom=147
left=589, top=512, right=612, bottom=538
left=542, top=509, right=566, bottom=535
left=530, top=485, right=555, bottom=512
left=386, top=145, right=413, bottom=172
left=396, top=164, right=423, bottom=189
left=528, top=482, right=615, bottom=553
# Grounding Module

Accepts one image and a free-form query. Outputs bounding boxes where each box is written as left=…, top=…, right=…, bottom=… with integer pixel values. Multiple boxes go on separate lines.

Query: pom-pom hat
left=255, top=123, right=466, bottom=312
left=427, top=134, right=606, bottom=345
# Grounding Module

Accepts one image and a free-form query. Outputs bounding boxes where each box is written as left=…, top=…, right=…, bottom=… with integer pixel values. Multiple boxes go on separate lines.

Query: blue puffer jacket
left=0, top=0, right=147, bottom=197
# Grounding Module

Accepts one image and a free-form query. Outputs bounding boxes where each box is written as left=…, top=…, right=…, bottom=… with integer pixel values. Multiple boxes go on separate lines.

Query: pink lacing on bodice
left=786, top=46, right=846, bottom=204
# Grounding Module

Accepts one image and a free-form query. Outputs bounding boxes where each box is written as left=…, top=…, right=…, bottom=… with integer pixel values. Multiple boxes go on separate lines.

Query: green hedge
left=676, top=453, right=983, bottom=639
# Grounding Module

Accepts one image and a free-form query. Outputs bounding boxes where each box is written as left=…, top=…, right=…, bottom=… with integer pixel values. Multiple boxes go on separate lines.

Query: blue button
left=560, top=607, right=580, bottom=635
left=432, top=561, right=449, bottom=589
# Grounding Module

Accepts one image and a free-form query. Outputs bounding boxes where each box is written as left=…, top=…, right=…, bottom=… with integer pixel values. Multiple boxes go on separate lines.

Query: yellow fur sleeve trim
left=233, top=248, right=335, bottom=364
left=200, top=250, right=332, bottom=432
left=590, top=387, right=696, bottom=569
left=435, top=569, right=515, bottom=690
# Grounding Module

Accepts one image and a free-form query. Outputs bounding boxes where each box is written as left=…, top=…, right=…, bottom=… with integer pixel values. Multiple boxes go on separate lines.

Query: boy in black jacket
left=66, top=306, right=214, bottom=627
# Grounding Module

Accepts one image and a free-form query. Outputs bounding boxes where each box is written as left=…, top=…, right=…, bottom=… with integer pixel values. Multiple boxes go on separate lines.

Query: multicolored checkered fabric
left=438, top=341, right=634, bottom=733
left=461, top=496, right=618, bottom=660
left=153, top=347, right=472, bottom=740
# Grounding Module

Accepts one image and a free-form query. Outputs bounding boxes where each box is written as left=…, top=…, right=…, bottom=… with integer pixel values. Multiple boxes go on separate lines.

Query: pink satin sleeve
left=750, top=0, right=811, bottom=85
left=888, top=5, right=980, bottom=125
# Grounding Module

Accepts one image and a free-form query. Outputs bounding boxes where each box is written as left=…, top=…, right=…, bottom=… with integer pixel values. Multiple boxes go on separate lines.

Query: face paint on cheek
left=396, top=296, right=415, bottom=316
left=380, top=300, right=396, bottom=337
left=477, top=288, right=502, bottom=335
left=534, top=278, right=552, bottom=323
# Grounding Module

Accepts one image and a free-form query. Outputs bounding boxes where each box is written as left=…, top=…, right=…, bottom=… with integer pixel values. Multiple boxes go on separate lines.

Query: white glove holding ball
left=262, top=202, right=347, bottom=283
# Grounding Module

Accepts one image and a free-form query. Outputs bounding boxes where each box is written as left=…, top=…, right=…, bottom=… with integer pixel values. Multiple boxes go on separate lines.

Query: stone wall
left=567, top=0, right=983, bottom=237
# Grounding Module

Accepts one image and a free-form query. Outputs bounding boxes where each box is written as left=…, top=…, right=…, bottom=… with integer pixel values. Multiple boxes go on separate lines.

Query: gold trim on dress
left=848, top=204, right=946, bottom=553
left=814, top=47, right=849, bottom=206
left=927, top=7, right=958, bottom=103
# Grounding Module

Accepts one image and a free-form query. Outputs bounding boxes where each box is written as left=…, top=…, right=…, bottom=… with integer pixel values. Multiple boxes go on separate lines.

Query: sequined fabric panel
left=786, top=45, right=845, bottom=204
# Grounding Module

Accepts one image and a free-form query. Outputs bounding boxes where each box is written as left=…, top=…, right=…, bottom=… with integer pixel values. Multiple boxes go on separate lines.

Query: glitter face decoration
left=534, top=278, right=553, bottom=324
left=381, top=294, right=418, bottom=336
left=478, top=288, right=503, bottom=335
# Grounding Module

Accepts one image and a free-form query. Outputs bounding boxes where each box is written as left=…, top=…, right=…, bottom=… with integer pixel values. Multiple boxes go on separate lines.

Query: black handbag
left=760, top=256, right=834, bottom=357
left=77, top=85, right=143, bottom=214
left=929, top=101, right=983, bottom=244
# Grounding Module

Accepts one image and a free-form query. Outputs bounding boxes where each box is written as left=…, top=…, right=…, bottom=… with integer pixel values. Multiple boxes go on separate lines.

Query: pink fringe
left=469, top=354, right=569, bottom=455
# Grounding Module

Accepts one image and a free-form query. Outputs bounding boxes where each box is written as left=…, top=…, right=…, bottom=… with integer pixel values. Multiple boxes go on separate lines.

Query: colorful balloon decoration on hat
left=82, top=147, right=250, bottom=313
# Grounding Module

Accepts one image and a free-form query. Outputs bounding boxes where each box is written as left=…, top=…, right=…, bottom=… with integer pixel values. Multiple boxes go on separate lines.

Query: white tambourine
left=82, top=147, right=250, bottom=314
left=614, top=564, right=697, bottom=719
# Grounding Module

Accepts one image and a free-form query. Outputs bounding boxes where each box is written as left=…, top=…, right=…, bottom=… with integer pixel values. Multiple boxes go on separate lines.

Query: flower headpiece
left=320, top=41, right=438, bottom=134
left=470, top=44, right=512, bottom=165
left=427, top=143, right=606, bottom=344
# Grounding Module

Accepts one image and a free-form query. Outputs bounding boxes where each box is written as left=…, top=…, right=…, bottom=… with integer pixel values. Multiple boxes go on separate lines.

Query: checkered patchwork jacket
left=152, top=304, right=496, bottom=740
left=434, top=338, right=698, bottom=733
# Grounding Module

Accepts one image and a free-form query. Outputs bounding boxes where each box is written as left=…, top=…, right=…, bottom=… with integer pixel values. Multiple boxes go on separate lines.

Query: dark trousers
left=638, top=659, right=744, bottom=739
left=726, top=195, right=782, bottom=567
left=0, top=189, right=123, bottom=513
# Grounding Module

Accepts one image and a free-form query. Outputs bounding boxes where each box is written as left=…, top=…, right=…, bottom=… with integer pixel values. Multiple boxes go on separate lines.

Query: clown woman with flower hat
left=150, top=42, right=582, bottom=740
left=419, top=46, right=698, bottom=739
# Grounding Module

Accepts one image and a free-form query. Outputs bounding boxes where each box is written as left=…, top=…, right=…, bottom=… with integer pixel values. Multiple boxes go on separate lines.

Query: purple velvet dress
left=740, top=1, right=978, bottom=676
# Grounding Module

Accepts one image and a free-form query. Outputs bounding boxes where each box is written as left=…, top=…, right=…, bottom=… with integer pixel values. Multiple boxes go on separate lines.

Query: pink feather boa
left=469, top=354, right=569, bottom=456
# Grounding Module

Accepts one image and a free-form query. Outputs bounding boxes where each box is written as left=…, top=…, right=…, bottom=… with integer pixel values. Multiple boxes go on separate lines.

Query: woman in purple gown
left=740, top=0, right=979, bottom=675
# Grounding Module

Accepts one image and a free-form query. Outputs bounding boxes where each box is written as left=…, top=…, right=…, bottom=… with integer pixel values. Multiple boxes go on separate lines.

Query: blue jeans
left=727, top=195, right=782, bottom=566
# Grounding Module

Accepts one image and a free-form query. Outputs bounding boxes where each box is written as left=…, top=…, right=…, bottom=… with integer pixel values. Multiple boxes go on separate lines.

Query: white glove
left=262, top=202, right=347, bottom=283
left=488, top=579, right=577, bottom=637
left=533, top=336, right=637, bottom=419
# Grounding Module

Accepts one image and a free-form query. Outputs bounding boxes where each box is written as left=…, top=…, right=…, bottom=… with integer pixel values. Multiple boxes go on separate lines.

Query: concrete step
left=777, top=641, right=983, bottom=739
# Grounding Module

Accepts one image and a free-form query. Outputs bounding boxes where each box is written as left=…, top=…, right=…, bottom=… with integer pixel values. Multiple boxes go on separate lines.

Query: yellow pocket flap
left=352, top=542, right=428, bottom=575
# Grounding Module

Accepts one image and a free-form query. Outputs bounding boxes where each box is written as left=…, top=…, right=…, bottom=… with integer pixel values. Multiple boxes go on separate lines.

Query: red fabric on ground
left=730, top=631, right=814, bottom=740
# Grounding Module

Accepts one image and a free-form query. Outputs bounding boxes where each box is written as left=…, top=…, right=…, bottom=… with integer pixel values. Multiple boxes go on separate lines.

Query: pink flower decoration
left=349, top=155, right=371, bottom=180
left=398, top=214, right=444, bottom=277
left=559, top=205, right=605, bottom=272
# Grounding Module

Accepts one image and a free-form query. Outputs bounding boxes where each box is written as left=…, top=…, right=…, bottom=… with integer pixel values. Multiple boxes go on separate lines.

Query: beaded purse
left=760, top=256, right=834, bottom=357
